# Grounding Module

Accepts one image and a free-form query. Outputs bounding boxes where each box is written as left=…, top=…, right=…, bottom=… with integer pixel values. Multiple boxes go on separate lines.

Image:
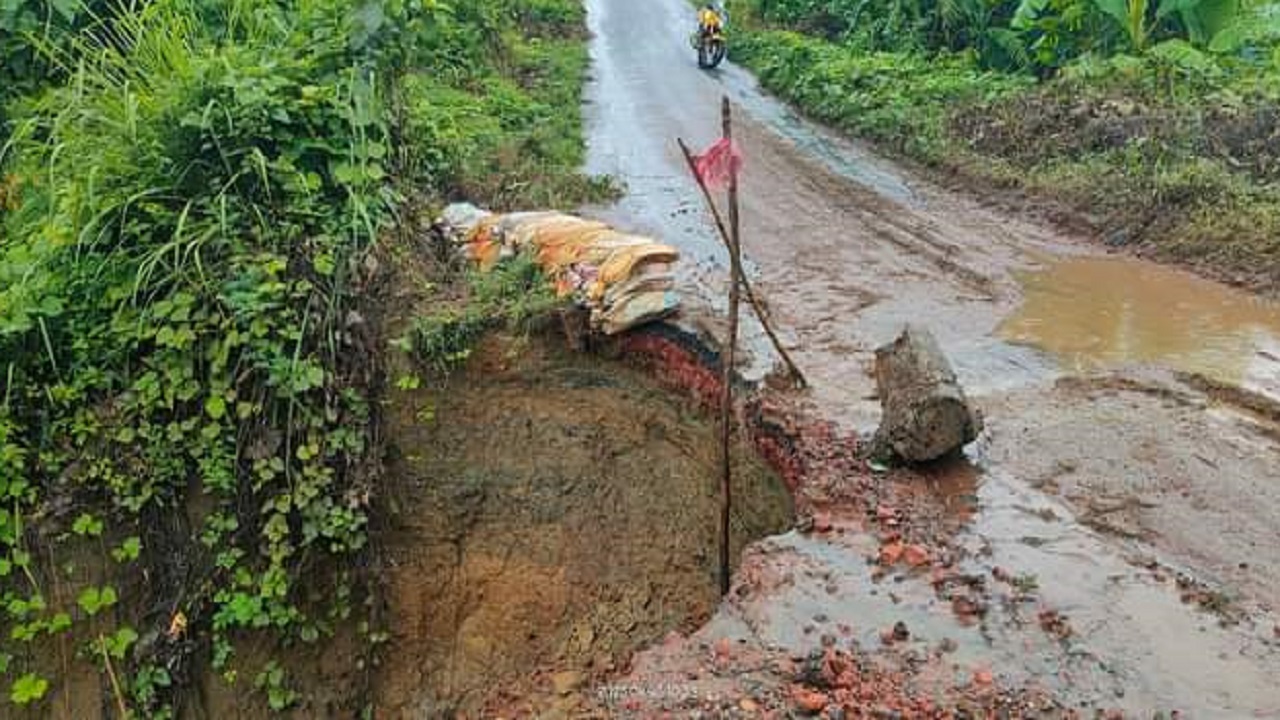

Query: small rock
left=952, top=595, right=987, bottom=618
left=739, top=697, right=760, bottom=713
left=892, top=621, right=910, bottom=642
left=551, top=670, right=583, bottom=696
left=903, top=544, right=930, bottom=567
left=812, top=512, right=833, bottom=533
left=792, top=687, right=829, bottom=714
left=714, top=637, right=732, bottom=661
left=880, top=542, right=905, bottom=566
left=972, top=668, right=994, bottom=686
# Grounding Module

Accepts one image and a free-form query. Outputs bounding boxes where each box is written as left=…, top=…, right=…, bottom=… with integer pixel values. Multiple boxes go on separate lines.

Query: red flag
left=693, top=137, right=743, bottom=190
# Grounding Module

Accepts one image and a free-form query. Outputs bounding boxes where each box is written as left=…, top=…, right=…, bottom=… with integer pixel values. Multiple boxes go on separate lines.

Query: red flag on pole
left=692, top=137, right=743, bottom=190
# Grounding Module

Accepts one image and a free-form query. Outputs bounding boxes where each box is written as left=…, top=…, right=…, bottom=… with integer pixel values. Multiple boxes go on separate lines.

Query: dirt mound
left=372, top=332, right=793, bottom=717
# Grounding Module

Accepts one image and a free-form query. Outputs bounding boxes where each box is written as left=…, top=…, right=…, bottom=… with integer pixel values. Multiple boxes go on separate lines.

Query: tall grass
left=0, top=0, right=407, bottom=713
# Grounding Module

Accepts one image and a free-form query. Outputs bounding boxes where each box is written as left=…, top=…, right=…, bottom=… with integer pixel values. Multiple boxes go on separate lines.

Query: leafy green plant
left=1094, top=0, right=1153, bottom=50
left=0, top=0, right=435, bottom=711
left=1012, top=0, right=1106, bottom=68
left=1, top=0, right=108, bottom=124
left=101, top=626, right=140, bottom=660
left=111, top=537, right=143, bottom=563
left=254, top=661, right=299, bottom=711
left=1177, top=0, right=1238, bottom=45
left=733, top=29, right=1032, bottom=159
left=77, top=586, right=118, bottom=617
left=1208, top=2, right=1280, bottom=52
left=9, top=672, right=47, bottom=704
left=72, top=513, right=105, bottom=538
left=411, top=312, right=488, bottom=373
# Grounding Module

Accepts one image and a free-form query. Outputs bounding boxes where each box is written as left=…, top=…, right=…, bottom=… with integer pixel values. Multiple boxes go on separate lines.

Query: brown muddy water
left=1002, top=256, right=1280, bottom=398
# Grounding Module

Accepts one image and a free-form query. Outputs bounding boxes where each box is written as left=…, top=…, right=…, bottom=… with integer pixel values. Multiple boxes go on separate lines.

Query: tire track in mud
left=732, top=115, right=1001, bottom=301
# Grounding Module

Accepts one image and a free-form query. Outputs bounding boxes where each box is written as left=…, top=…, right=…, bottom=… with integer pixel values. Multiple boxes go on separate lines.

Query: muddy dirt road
left=581, top=0, right=1280, bottom=716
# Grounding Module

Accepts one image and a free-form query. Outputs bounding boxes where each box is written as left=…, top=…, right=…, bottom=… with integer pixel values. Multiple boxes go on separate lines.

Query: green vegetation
left=0, top=0, right=600, bottom=714
left=396, top=1, right=614, bottom=208
left=407, top=254, right=564, bottom=375
left=730, top=0, right=1280, bottom=290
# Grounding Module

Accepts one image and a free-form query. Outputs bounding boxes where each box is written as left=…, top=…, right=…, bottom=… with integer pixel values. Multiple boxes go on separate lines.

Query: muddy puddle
left=373, top=331, right=793, bottom=717
left=1002, top=256, right=1280, bottom=398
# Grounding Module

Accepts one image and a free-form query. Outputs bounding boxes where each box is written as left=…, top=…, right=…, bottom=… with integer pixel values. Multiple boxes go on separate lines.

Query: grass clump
left=399, top=1, right=616, bottom=210
left=409, top=254, right=564, bottom=374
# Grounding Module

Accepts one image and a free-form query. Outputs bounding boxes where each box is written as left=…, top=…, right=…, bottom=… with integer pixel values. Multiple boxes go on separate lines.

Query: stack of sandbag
left=437, top=203, right=680, bottom=335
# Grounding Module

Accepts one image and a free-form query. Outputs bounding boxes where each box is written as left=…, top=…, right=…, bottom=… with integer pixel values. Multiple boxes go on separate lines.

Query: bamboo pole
left=718, top=97, right=741, bottom=597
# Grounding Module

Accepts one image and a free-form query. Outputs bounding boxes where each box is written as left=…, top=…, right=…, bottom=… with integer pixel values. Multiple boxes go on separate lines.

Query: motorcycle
left=691, top=26, right=727, bottom=69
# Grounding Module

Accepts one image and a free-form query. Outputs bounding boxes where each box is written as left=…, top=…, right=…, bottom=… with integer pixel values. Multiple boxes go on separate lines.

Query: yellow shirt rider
left=698, top=4, right=724, bottom=39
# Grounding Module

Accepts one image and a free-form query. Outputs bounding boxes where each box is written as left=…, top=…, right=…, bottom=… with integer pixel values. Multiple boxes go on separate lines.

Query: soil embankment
left=373, top=331, right=793, bottom=717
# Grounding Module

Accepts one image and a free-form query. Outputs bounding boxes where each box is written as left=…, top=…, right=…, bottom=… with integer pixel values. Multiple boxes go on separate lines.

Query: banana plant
left=1091, top=0, right=1240, bottom=51
left=1206, top=0, right=1277, bottom=52
left=1176, top=0, right=1238, bottom=45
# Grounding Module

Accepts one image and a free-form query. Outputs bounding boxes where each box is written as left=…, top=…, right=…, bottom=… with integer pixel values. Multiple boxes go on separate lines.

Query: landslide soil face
left=372, top=331, right=793, bottom=718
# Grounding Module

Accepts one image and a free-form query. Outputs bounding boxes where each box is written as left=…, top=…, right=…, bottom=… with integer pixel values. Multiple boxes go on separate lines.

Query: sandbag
left=439, top=204, right=681, bottom=335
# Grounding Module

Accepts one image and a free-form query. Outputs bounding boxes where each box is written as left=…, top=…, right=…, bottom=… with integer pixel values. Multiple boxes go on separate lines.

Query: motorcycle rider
left=697, top=3, right=725, bottom=41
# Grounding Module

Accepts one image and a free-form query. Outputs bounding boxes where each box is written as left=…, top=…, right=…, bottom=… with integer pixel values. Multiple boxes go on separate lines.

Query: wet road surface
left=582, top=0, right=1280, bottom=715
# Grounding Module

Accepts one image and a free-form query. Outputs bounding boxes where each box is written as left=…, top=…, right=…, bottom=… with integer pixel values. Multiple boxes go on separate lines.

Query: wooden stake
left=676, top=138, right=807, bottom=389
left=718, top=97, right=741, bottom=597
